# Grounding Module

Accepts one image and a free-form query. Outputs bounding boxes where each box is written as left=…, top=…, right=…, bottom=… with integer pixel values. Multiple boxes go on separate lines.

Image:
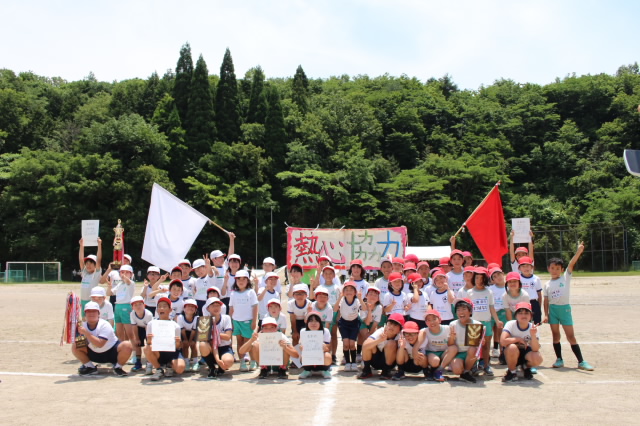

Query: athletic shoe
left=150, top=368, right=164, bottom=381
left=391, top=370, right=406, bottom=381
left=530, top=367, right=538, bottom=374
left=145, top=364, right=153, bottom=375
left=240, top=360, right=249, bottom=372
left=206, top=369, right=218, bottom=380
left=184, top=360, right=190, bottom=372
left=423, top=367, right=433, bottom=380
left=322, top=370, right=332, bottom=379
left=131, top=362, right=143, bottom=372
left=380, top=370, right=393, bottom=380
left=470, top=364, right=480, bottom=377
left=192, top=361, right=201, bottom=372
left=357, top=369, right=373, bottom=379
left=552, top=358, right=564, bottom=368
left=78, top=365, right=98, bottom=376
left=483, top=365, right=494, bottom=376
left=250, top=360, right=258, bottom=371
left=299, top=370, right=312, bottom=379
left=216, top=366, right=225, bottom=376
left=523, top=368, right=534, bottom=380
left=165, top=367, right=174, bottom=378
left=578, top=361, right=595, bottom=371
left=258, top=367, right=269, bottom=379
left=277, top=367, right=288, bottom=379
left=433, top=369, right=445, bottom=382
left=343, top=364, right=351, bottom=372
left=491, top=348, right=500, bottom=358
left=113, top=367, right=128, bottom=377
left=127, top=356, right=137, bottom=365
left=341, top=357, right=346, bottom=365
left=352, top=363, right=359, bottom=371
left=459, top=371, right=477, bottom=383
left=243, top=354, right=250, bottom=363
left=356, top=354, right=363, bottom=363
left=502, top=370, right=518, bottom=382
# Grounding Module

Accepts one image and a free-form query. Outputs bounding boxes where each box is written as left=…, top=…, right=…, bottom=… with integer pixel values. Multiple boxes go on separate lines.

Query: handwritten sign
left=300, top=330, right=325, bottom=366
left=259, top=332, right=284, bottom=366
left=151, top=320, right=176, bottom=352
left=511, top=218, right=531, bottom=244
left=286, top=227, right=408, bottom=270
left=82, top=220, right=100, bottom=246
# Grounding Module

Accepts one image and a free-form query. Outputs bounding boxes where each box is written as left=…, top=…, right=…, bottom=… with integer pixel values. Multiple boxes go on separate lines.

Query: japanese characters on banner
left=286, top=227, right=408, bottom=270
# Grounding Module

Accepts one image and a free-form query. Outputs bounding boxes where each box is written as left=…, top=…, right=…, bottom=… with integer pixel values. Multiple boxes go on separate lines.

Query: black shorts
left=370, top=347, right=396, bottom=370
left=136, top=326, right=146, bottom=346
left=220, top=297, right=230, bottom=312
left=441, top=319, right=452, bottom=326
left=218, top=345, right=234, bottom=358
left=530, top=299, right=542, bottom=325
left=184, top=330, right=194, bottom=342
left=109, top=295, right=116, bottom=306
left=197, top=299, right=206, bottom=316
left=408, top=319, right=426, bottom=330
left=158, top=350, right=180, bottom=365
left=338, top=318, right=360, bottom=341
left=88, top=341, right=120, bottom=364
left=147, top=306, right=156, bottom=316
left=295, top=319, right=306, bottom=335
left=517, top=346, right=533, bottom=366
left=398, top=359, right=422, bottom=373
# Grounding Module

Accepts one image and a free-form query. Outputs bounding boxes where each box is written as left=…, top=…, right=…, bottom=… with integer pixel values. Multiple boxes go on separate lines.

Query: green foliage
left=185, top=55, right=216, bottom=153
left=247, top=66, right=267, bottom=124
left=174, top=43, right=194, bottom=122
left=215, top=48, right=241, bottom=143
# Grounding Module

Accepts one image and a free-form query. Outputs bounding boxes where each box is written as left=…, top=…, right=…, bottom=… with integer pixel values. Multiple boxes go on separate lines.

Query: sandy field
left=1, top=275, right=639, bottom=425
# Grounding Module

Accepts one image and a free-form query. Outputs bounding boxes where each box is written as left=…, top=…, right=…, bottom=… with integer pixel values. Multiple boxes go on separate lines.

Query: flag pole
left=208, top=219, right=229, bottom=235
left=453, top=181, right=501, bottom=237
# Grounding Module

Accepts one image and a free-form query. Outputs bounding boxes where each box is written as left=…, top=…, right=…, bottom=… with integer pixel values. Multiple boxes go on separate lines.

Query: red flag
left=464, top=185, right=508, bottom=267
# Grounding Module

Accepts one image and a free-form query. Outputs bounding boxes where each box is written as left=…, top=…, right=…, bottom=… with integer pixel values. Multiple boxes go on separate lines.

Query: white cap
left=261, top=317, right=278, bottom=328
left=83, top=255, right=97, bottom=263
left=322, top=265, right=336, bottom=273
left=263, top=257, right=276, bottom=265
left=179, top=259, right=191, bottom=266
left=207, top=286, right=221, bottom=294
left=264, top=272, right=279, bottom=280
left=123, top=254, right=132, bottom=263
left=203, top=297, right=223, bottom=311
left=210, top=250, right=225, bottom=258
left=90, top=287, right=106, bottom=297
left=183, top=298, right=198, bottom=308
left=147, top=266, right=160, bottom=274
left=292, top=284, right=309, bottom=295
left=314, top=287, right=329, bottom=296
left=120, top=265, right=133, bottom=273
left=130, top=296, right=144, bottom=305
left=235, top=270, right=250, bottom=279
left=228, top=254, right=241, bottom=261
left=192, top=259, right=206, bottom=269
left=267, top=299, right=282, bottom=307
left=84, top=301, right=100, bottom=312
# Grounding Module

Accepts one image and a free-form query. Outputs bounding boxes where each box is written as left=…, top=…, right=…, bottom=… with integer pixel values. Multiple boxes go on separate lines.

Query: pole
left=270, top=205, right=273, bottom=257
left=255, top=205, right=258, bottom=270
left=453, top=181, right=501, bottom=237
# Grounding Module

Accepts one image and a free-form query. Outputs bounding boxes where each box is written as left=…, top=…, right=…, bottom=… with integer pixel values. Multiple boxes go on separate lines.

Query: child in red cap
left=426, top=271, right=455, bottom=325
left=358, top=313, right=404, bottom=380
left=509, top=229, right=535, bottom=272
left=422, top=309, right=457, bottom=382
left=406, top=273, right=430, bottom=329
left=500, top=302, right=542, bottom=381
left=393, top=321, right=427, bottom=380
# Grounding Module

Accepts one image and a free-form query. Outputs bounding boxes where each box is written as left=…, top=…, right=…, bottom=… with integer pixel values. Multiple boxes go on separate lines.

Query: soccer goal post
left=5, top=262, right=61, bottom=283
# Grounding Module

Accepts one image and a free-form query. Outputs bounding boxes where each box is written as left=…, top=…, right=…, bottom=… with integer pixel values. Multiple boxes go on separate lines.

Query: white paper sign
left=151, top=320, right=176, bottom=352
left=511, top=218, right=531, bottom=244
left=82, top=220, right=100, bottom=246
left=259, top=332, right=284, bottom=366
left=300, top=330, right=325, bottom=366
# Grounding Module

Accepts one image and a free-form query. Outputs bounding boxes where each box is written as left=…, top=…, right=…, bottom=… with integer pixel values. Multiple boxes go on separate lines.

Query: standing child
left=258, top=272, right=280, bottom=327
left=375, top=258, right=393, bottom=297
left=456, top=266, right=476, bottom=299
left=128, top=296, right=153, bottom=373
left=178, top=259, right=196, bottom=299
left=417, top=261, right=432, bottom=291
left=391, top=257, right=405, bottom=274
left=177, top=299, right=199, bottom=372
left=543, top=242, right=594, bottom=370
left=509, top=229, right=535, bottom=271
left=446, top=250, right=466, bottom=294
left=288, top=284, right=311, bottom=346
left=438, top=257, right=451, bottom=274
left=311, top=266, right=342, bottom=363
left=286, top=264, right=304, bottom=298
left=348, top=259, right=369, bottom=295
left=357, top=287, right=383, bottom=363
left=256, top=257, right=282, bottom=294
left=298, top=311, right=333, bottom=379
left=406, top=272, right=430, bottom=329
left=199, top=297, right=234, bottom=379
left=229, top=269, right=259, bottom=372
left=501, top=302, right=543, bottom=382
left=518, top=256, right=543, bottom=325
left=210, top=231, right=236, bottom=294
left=427, top=271, right=455, bottom=325
left=103, top=264, right=135, bottom=343
left=221, top=253, right=243, bottom=310
left=335, top=282, right=363, bottom=372
left=311, top=288, right=334, bottom=329
left=140, top=266, right=166, bottom=316
left=402, top=263, right=417, bottom=293
left=78, top=238, right=103, bottom=314
left=383, top=272, right=410, bottom=318
left=193, top=256, right=214, bottom=315
left=144, top=297, right=185, bottom=381
left=489, top=267, right=507, bottom=362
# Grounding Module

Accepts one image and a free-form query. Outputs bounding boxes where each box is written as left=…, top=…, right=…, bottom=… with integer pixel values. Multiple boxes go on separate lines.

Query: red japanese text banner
left=286, top=227, right=408, bottom=270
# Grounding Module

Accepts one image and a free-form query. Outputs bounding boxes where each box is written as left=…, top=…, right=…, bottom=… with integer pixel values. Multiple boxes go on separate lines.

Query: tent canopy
left=405, top=246, right=451, bottom=261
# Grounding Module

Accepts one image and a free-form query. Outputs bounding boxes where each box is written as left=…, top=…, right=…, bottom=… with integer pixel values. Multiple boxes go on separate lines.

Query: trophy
left=75, top=316, right=88, bottom=348
left=464, top=323, right=484, bottom=347
left=197, top=317, right=213, bottom=342
left=111, top=219, right=124, bottom=270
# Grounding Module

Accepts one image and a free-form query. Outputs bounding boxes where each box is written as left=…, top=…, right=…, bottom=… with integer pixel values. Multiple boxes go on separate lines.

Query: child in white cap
left=199, top=297, right=234, bottom=379
left=193, top=256, right=215, bottom=315
left=288, top=283, right=311, bottom=346
left=90, top=286, right=114, bottom=326
left=102, top=264, right=135, bottom=343
left=256, top=257, right=282, bottom=293
left=178, top=299, right=200, bottom=371
left=128, top=296, right=153, bottom=372
left=78, top=237, right=103, bottom=314
left=229, top=269, right=259, bottom=371
left=239, top=317, right=299, bottom=379
left=178, top=259, right=196, bottom=299
left=257, top=272, right=280, bottom=324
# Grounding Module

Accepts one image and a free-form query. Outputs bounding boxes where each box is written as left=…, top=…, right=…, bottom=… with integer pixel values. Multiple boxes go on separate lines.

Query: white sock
left=84, top=362, right=96, bottom=368
left=115, top=363, right=122, bottom=368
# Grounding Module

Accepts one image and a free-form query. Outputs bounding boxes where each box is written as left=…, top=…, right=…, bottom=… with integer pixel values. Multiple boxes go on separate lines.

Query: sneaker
left=459, top=371, right=477, bottom=383
left=552, top=358, right=564, bottom=368
left=352, top=363, right=360, bottom=371
left=145, top=364, right=153, bottom=375
left=240, top=360, right=249, bottom=372
left=321, top=370, right=332, bottom=379
left=216, top=366, right=225, bottom=376
left=243, top=354, right=250, bottom=363
left=357, top=369, right=373, bottom=379
left=523, top=368, right=534, bottom=380
left=150, top=368, right=164, bottom=381
left=380, top=370, right=393, bottom=380
left=207, top=368, right=218, bottom=380
left=78, top=365, right=98, bottom=376
left=356, top=354, right=363, bottom=363
left=299, top=370, right=312, bottom=379
left=433, top=369, right=445, bottom=382
left=184, top=360, right=190, bottom=372
left=127, top=356, right=137, bottom=365
left=502, top=370, right=518, bottom=382
left=470, top=364, right=480, bottom=376
left=483, top=365, right=494, bottom=376
left=131, top=362, right=143, bottom=372
left=113, top=367, right=128, bottom=377
left=491, top=348, right=500, bottom=358
left=192, top=361, right=201, bottom=373
left=423, top=367, right=433, bottom=380
left=343, top=364, right=351, bottom=372
left=530, top=367, right=538, bottom=375
left=165, top=367, right=174, bottom=378
left=341, top=357, right=346, bottom=365
left=391, top=370, right=406, bottom=381
left=258, top=367, right=269, bottom=379
left=578, top=361, right=594, bottom=371
left=250, top=360, right=258, bottom=371
left=277, top=367, right=288, bottom=379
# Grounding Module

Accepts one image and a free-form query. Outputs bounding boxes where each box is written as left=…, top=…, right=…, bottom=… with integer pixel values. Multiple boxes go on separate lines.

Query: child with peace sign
left=500, top=302, right=542, bottom=382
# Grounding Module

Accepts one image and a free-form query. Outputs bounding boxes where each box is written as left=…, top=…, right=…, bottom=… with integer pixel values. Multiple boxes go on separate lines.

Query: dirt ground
left=1, top=275, right=639, bottom=425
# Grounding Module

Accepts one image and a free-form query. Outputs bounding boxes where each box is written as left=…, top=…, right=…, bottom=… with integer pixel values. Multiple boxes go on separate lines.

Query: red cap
left=487, top=263, right=500, bottom=269
left=450, top=249, right=464, bottom=258
left=171, top=266, right=182, bottom=273
left=417, top=261, right=430, bottom=270
left=387, top=313, right=406, bottom=327
left=489, top=267, right=503, bottom=277
left=463, top=266, right=476, bottom=273
left=515, top=302, right=532, bottom=313
left=515, top=247, right=529, bottom=254
left=505, top=271, right=521, bottom=282
left=518, top=256, right=533, bottom=266
left=404, top=254, right=419, bottom=264
left=403, top=262, right=417, bottom=271
left=391, top=257, right=405, bottom=265
left=462, top=251, right=473, bottom=258
left=455, top=298, right=474, bottom=309
left=157, top=296, right=172, bottom=307
left=425, top=309, right=441, bottom=320
left=318, top=255, right=332, bottom=263
left=290, top=263, right=303, bottom=271
left=403, top=321, right=420, bottom=333
left=349, top=259, right=363, bottom=267
left=388, top=272, right=404, bottom=282
left=342, top=281, right=357, bottom=290
left=367, top=286, right=381, bottom=294
left=407, top=272, right=423, bottom=284
left=430, top=267, right=442, bottom=275
left=474, top=266, right=489, bottom=276
left=439, top=257, right=450, bottom=266
left=432, top=270, right=447, bottom=279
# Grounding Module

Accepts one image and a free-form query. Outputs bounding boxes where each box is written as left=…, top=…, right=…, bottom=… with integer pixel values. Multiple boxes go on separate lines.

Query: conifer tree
left=215, top=48, right=241, bottom=143
left=247, top=66, right=267, bottom=124
left=174, top=43, right=194, bottom=123
left=264, top=85, right=288, bottom=169
left=186, top=55, right=216, bottom=152
left=292, top=65, right=309, bottom=114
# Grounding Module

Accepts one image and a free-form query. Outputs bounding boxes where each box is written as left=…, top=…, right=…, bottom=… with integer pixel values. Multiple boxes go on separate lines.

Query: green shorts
left=81, top=300, right=89, bottom=313
left=455, top=352, right=468, bottom=360
left=549, top=304, right=573, bottom=326
left=330, top=311, right=339, bottom=327
left=378, top=314, right=388, bottom=327
left=480, top=320, right=493, bottom=337
left=232, top=320, right=254, bottom=338
left=427, top=350, right=444, bottom=358
left=114, top=303, right=132, bottom=324
left=495, top=309, right=507, bottom=325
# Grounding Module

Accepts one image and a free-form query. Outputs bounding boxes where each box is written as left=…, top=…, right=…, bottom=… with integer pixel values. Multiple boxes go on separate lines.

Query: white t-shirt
left=318, top=283, right=342, bottom=306
left=202, top=304, right=228, bottom=317
left=339, top=297, right=361, bottom=321
left=112, top=280, right=135, bottom=304
left=80, top=268, right=102, bottom=301
left=404, top=337, right=428, bottom=360
left=264, top=312, right=288, bottom=332
left=141, top=282, right=158, bottom=307
left=176, top=313, right=198, bottom=331
left=214, top=314, right=234, bottom=347
left=466, top=288, right=495, bottom=322
left=194, top=275, right=214, bottom=301
left=288, top=298, right=311, bottom=320
left=490, top=286, right=506, bottom=311
left=407, top=291, right=430, bottom=321
left=181, top=277, right=197, bottom=299
left=130, top=309, right=153, bottom=327
left=352, top=279, right=369, bottom=296
left=543, top=270, right=572, bottom=306
left=368, top=327, right=400, bottom=351
left=456, top=286, right=473, bottom=299
left=359, top=304, right=383, bottom=325
left=503, top=289, right=531, bottom=313
left=222, top=272, right=236, bottom=298
left=99, top=301, right=114, bottom=321
left=168, top=297, right=185, bottom=320
left=146, top=319, right=180, bottom=350
left=258, top=275, right=283, bottom=294
left=520, top=274, right=542, bottom=301
left=319, top=275, right=341, bottom=287
left=257, top=288, right=280, bottom=320
left=229, top=289, right=258, bottom=321
left=83, top=319, right=118, bottom=353
left=425, top=325, right=451, bottom=352
left=383, top=291, right=409, bottom=316
left=503, top=320, right=539, bottom=348
left=374, top=277, right=389, bottom=297
left=428, top=288, right=453, bottom=321
left=450, top=318, right=482, bottom=352
left=213, top=264, right=228, bottom=294
left=446, top=270, right=466, bottom=293
left=311, top=301, right=334, bottom=326
left=300, top=327, right=331, bottom=344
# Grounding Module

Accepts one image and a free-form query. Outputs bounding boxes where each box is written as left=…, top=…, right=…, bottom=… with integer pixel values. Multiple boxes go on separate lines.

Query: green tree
left=264, top=86, right=288, bottom=169
left=185, top=55, right=216, bottom=153
left=174, top=43, right=194, bottom=123
left=247, top=66, right=267, bottom=124
left=215, top=48, right=241, bottom=143
left=292, top=65, right=309, bottom=114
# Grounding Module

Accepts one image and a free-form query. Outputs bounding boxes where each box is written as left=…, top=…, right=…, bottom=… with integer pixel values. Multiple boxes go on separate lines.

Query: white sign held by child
left=300, top=330, right=324, bottom=366
left=511, top=218, right=531, bottom=243
left=259, top=332, right=284, bottom=366
left=151, top=320, right=176, bottom=352
left=82, top=220, right=100, bottom=246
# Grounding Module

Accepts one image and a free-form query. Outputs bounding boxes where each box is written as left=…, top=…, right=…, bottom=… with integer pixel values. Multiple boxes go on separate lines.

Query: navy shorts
left=158, top=350, right=180, bottom=365
left=518, top=346, right=533, bottom=366
left=218, top=345, right=234, bottom=358
left=338, top=317, right=361, bottom=341
left=197, top=300, right=206, bottom=316
left=295, top=319, right=306, bottom=334
left=136, top=326, right=146, bottom=346
left=370, top=348, right=395, bottom=370
left=88, top=341, right=120, bottom=365
left=398, top=358, right=422, bottom=373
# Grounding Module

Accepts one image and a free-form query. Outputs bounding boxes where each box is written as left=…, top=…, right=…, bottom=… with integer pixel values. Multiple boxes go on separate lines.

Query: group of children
left=72, top=230, right=594, bottom=383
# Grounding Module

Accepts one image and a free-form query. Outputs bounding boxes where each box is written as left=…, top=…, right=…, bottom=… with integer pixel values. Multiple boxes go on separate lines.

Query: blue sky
left=1, top=0, right=638, bottom=89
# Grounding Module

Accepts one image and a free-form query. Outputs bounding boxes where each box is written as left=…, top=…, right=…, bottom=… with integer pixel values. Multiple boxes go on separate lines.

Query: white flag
left=142, top=183, right=209, bottom=272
